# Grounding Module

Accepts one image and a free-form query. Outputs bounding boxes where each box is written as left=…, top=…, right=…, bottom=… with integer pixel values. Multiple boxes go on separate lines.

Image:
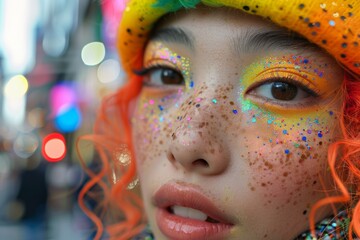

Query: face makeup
left=132, top=8, right=343, bottom=239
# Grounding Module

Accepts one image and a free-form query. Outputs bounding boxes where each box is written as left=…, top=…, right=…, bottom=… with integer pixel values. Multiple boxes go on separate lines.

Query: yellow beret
left=117, top=0, right=360, bottom=75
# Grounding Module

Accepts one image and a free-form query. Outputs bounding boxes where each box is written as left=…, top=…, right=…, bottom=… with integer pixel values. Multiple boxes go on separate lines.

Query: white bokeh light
left=81, top=42, right=106, bottom=66
left=97, top=59, right=120, bottom=83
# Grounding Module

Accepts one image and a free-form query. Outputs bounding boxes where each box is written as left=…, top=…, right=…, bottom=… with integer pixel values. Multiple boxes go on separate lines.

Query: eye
left=247, top=78, right=318, bottom=102
left=135, top=66, right=184, bottom=86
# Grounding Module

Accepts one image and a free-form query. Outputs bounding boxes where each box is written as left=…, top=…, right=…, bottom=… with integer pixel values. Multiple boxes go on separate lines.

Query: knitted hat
left=117, top=0, right=360, bottom=76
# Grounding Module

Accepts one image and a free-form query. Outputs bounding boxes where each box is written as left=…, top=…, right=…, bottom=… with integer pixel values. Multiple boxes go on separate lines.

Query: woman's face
left=132, top=6, right=343, bottom=240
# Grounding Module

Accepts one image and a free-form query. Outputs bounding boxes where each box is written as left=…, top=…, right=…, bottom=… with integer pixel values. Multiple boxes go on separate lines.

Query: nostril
left=167, top=152, right=176, bottom=162
left=192, top=159, right=209, bottom=168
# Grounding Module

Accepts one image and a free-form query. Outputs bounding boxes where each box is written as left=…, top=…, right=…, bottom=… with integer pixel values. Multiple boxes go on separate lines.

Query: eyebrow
left=234, top=29, right=319, bottom=54
left=149, top=27, right=318, bottom=54
left=149, top=27, right=195, bottom=50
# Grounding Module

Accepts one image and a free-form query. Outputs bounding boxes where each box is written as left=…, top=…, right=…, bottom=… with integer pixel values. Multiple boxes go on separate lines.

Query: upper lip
left=152, top=182, right=234, bottom=224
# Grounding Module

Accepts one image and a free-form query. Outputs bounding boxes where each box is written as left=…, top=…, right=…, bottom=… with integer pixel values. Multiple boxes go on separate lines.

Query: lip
left=153, top=182, right=234, bottom=240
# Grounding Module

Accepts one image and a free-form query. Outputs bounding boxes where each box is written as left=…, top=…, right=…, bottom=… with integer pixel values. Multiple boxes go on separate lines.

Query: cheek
left=132, top=90, right=184, bottom=163
left=241, top=111, right=338, bottom=208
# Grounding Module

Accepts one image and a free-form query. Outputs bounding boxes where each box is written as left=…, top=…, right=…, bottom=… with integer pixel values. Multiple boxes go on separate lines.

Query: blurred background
left=0, top=0, right=126, bottom=239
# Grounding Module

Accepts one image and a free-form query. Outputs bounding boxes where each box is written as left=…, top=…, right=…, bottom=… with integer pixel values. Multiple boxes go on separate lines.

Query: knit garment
left=132, top=211, right=351, bottom=240
left=117, top=0, right=360, bottom=76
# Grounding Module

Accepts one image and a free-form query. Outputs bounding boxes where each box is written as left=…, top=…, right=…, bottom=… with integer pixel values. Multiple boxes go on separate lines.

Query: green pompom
left=153, top=0, right=201, bottom=12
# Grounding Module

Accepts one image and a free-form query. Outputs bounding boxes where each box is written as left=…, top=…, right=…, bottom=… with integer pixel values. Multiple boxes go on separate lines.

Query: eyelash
left=134, top=64, right=184, bottom=87
left=244, top=74, right=321, bottom=109
left=246, top=75, right=320, bottom=97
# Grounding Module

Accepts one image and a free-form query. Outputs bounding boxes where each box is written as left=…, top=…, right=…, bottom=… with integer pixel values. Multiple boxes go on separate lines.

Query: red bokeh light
left=42, top=133, right=66, bottom=162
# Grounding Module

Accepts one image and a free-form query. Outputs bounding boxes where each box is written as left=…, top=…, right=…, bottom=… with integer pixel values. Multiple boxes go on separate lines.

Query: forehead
left=156, top=6, right=275, bottom=31
left=148, top=6, right=325, bottom=58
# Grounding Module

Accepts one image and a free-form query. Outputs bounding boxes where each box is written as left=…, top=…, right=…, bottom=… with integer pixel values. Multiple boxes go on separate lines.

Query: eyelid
left=245, top=69, right=321, bottom=97
left=134, top=59, right=181, bottom=76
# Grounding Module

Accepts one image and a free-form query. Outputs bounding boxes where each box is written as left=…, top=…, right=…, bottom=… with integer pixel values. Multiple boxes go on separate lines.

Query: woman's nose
left=166, top=86, right=232, bottom=175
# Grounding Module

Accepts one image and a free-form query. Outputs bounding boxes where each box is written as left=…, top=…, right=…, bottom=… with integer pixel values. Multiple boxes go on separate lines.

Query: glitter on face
left=212, top=98, right=218, bottom=104
left=240, top=55, right=332, bottom=116
left=329, top=20, right=336, bottom=26
left=144, top=42, right=193, bottom=90
left=190, top=80, right=195, bottom=88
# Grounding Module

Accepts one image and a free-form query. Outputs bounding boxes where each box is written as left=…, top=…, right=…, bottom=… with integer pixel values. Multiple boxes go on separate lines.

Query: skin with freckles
left=132, top=7, right=344, bottom=240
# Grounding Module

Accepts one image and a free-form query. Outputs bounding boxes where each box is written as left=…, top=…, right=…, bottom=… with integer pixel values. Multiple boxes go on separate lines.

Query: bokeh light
left=13, top=133, right=39, bottom=159
left=50, top=83, right=77, bottom=116
left=54, top=105, right=82, bottom=133
left=42, top=133, right=66, bottom=162
left=97, top=59, right=120, bottom=83
left=4, top=75, right=29, bottom=98
left=81, top=42, right=105, bottom=66
left=27, top=108, right=46, bottom=129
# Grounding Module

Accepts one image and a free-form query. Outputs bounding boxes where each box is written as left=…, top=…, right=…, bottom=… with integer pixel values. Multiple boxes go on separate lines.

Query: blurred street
left=0, top=0, right=126, bottom=238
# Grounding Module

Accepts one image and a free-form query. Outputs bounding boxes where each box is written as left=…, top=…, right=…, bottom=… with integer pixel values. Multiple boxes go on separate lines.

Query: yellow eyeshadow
left=144, top=42, right=193, bottom=89
left=241, top=55, right=330, bottom=95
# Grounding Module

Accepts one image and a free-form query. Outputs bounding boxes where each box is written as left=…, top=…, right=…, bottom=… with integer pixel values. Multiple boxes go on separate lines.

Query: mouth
left=153, top=183, right=234, bottom=240
left=168, top=205, right=220, bottom=223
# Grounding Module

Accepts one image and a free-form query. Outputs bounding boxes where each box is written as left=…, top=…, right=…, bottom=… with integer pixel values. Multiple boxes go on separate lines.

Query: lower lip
left=156, top=208, right=232, bottom=240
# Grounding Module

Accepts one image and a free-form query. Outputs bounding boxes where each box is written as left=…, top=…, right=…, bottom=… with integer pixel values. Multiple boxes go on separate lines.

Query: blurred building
left=0, top=0, right=126, bottom=239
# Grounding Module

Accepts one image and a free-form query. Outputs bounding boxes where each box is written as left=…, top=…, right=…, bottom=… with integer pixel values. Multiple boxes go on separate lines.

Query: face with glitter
left=132, top=7, right=344, bottom=240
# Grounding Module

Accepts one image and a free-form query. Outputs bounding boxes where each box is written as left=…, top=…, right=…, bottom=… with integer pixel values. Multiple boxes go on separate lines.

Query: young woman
left=78, top=0, right=360, bottom=239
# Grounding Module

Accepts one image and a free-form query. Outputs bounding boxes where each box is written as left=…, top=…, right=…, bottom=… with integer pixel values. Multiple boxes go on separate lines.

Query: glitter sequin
left=329, top=20, right=336, bottom=26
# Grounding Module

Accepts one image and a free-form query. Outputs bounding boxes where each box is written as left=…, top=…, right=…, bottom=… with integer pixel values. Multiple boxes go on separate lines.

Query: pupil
left=271, top=82, right=298, bottom=100
left=161, top=69, right=182, bottom=84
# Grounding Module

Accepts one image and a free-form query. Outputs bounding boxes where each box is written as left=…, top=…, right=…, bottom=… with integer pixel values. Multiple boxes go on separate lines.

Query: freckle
left=159, top=140, right=163, bottom=145
left=210, top=149, right=215, bottom=154
left=283, top=172, right=289, bottom=177
left=250, top=186, right=256, bottom=191
left=264, top=161, right=273, bottom=169
left=261, top=183, right=267, bottom=187
left=303, top=210, right=307, bottom=215
left=298, top=154, right=306, bottom=164
left=313, top=180, right=317, bottom=185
